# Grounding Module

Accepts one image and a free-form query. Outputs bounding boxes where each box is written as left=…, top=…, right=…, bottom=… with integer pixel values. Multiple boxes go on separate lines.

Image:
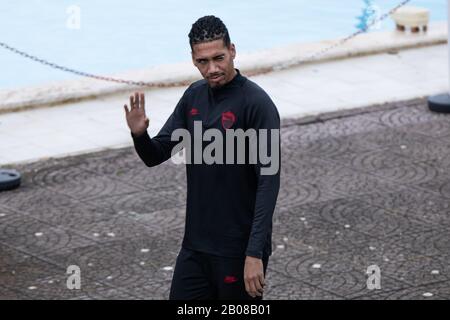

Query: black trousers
left=169, top=247, right=269, bottom=300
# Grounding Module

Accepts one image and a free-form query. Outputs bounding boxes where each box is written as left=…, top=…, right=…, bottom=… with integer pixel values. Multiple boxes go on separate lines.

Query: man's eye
left=216, top=56, right=224, bottom=60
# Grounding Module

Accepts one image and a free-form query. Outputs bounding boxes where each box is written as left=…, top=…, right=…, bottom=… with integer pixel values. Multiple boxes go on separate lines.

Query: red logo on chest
left=221, top=111, right=236, bottom=129
left=190, top=108, right=200, bottom=116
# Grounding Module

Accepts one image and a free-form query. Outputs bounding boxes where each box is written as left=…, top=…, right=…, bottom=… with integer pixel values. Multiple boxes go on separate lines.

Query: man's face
left=191, top=39, right=236, bottom=88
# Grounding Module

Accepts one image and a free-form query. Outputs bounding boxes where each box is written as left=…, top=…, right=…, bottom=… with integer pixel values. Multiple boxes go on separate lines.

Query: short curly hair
left=188, top=15, right=231, bottom=50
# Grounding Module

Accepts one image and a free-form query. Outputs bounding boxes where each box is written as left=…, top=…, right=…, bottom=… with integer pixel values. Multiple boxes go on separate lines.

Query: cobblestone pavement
left=2, top=98, right=450, bottom=300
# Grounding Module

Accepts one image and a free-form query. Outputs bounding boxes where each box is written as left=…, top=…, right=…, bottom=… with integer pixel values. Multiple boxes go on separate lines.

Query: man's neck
left=227, top=68, right=238, bottom=83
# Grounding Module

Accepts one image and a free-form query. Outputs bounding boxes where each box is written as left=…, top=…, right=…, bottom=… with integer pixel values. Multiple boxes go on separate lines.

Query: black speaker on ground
left=0, top=169, right=21, bottom=192
left=428, top=93, right=450, bottom=113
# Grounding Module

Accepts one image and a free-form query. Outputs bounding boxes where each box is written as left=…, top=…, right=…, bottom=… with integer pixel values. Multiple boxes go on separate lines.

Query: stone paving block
left=125, top=280, right=173, bottom=300
left=282, top=113, right=386, bottom=142
left=376, top=103, right=448, bottom=128
left=46, top=235, right=180, bottom=271
left=290, top=198, right=431, bottom=241
left=369, top=161, right=445, bottom=187
left=0, top=186, right=75, bottom=213
left=354, top=281, right=450, bottom=300
left=356, top=128, right=436, bottom=151
left=273, top=215, right=372, bottom=256
left=276, top=178, right=341, bottom=208
left=0, top=218, right=96, bottom=257
left=128, top=206, right=186, bottom=236
left=60, top=215, right=167, bottom=243
left=281, top=155, right=344, bottom=182
left=0, top=256, right=65, bottom=289
left=285, top=135, right=371, bottom=159
left=400, top=118, right=450, bottom=139
left=71, top=287, right=140, bottom=300
left=426, top=154, right=450, bottom=173
left=4, top=273, right=137, bottom=300
left=391, top=140, right=450, bottom=164
left=0, top=243, right=35, bottom=268
left=269, top=230, right=447, bottom=292
left=75, top=148, right=188, bottom=191
left=0, top=286, right=28, bottom=300
left=268, top=247, right=364, bottom=277
left=16, top=202, right=123, bottom=230
left=327, top=147, right=417, bottom=172
left=313, top=167, right=406, bottom=198
left=357, top=187, right=450, bottom=228
left=416, top=176, right=450, bottom=200
left=309, top=259, right=411, bottom=299
left=27, top=164, right=142, bottom=202
left=88, top=189, right=186, bottom=216
left=342, top=242, right=450, bottom=287
left=379, top=229, right=450, bottom=262
left=264, top=271, right=344, bottom=300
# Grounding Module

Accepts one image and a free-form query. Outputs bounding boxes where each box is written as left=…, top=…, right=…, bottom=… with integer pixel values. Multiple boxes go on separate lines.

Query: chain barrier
left=0, top=0, right=411, bottom=87
left=277, top=0, right=411, bottom=69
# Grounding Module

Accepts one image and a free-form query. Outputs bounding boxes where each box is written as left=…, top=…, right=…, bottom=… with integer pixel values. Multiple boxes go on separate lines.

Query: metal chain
left=0, top=0, right=411, bottom=87
left=273, top=0, right=412, bottom=70
left=0, top=40, right=153, bottom=87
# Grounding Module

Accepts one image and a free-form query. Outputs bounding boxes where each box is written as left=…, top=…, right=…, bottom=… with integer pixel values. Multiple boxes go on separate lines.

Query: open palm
left=124, top=92, right=149, bottom=137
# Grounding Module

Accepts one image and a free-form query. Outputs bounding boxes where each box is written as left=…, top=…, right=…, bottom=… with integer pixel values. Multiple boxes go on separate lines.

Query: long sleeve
left=131, top=92, right=187, bottom=167
left=245, top=91, right=281, bottom=259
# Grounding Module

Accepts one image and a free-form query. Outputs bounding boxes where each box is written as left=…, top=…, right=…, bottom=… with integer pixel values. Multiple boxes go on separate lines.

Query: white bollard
left=391, top=6, right=429, bottom=32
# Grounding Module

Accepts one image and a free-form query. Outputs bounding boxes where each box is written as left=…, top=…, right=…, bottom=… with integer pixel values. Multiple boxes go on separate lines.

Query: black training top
left=131, top=69, right=280, bottom=259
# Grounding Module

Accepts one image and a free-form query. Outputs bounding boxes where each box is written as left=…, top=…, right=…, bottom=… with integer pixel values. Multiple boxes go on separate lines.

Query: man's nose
left=208, top=61, right=220, bottom=74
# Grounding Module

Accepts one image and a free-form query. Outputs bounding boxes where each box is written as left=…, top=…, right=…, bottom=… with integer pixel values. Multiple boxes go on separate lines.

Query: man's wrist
left=131, top=130, right=147, bottom=139
left=246, top=253, right=262, bottom=260
left=246, top=255, right=262, bottom=261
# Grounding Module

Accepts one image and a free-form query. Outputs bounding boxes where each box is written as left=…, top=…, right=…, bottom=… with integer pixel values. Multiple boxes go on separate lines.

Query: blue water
left=0, top=0, right=446, bottom=88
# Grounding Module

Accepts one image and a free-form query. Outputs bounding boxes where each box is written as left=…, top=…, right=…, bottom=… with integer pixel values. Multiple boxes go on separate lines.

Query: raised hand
left=124, top=92, right=150, bottom=137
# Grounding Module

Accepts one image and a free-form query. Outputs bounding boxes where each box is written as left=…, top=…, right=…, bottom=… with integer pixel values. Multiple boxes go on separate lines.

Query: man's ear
left=230, top=43, right=236, bottom=59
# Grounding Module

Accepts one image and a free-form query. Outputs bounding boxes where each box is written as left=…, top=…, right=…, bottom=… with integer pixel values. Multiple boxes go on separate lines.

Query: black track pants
left=169, top=247, right=269, bottom=300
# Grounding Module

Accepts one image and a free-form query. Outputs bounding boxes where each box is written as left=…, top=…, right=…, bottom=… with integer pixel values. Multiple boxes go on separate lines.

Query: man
left=124, top=15, right=280, bottom=300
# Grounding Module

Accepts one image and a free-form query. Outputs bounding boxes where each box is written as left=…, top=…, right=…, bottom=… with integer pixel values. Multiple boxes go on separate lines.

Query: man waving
left=124, top=15, right=280, bottom=300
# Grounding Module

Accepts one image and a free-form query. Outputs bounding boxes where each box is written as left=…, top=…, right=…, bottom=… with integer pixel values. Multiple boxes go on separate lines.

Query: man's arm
left=243, top=90, right=281, bottom=298
left=245, top=92, right=281, bottom=259
left=128, top=91, right=187, bottom=167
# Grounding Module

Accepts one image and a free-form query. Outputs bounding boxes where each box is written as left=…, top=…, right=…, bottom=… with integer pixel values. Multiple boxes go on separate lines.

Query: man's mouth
left=209, top=74, right=224, bottom=81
